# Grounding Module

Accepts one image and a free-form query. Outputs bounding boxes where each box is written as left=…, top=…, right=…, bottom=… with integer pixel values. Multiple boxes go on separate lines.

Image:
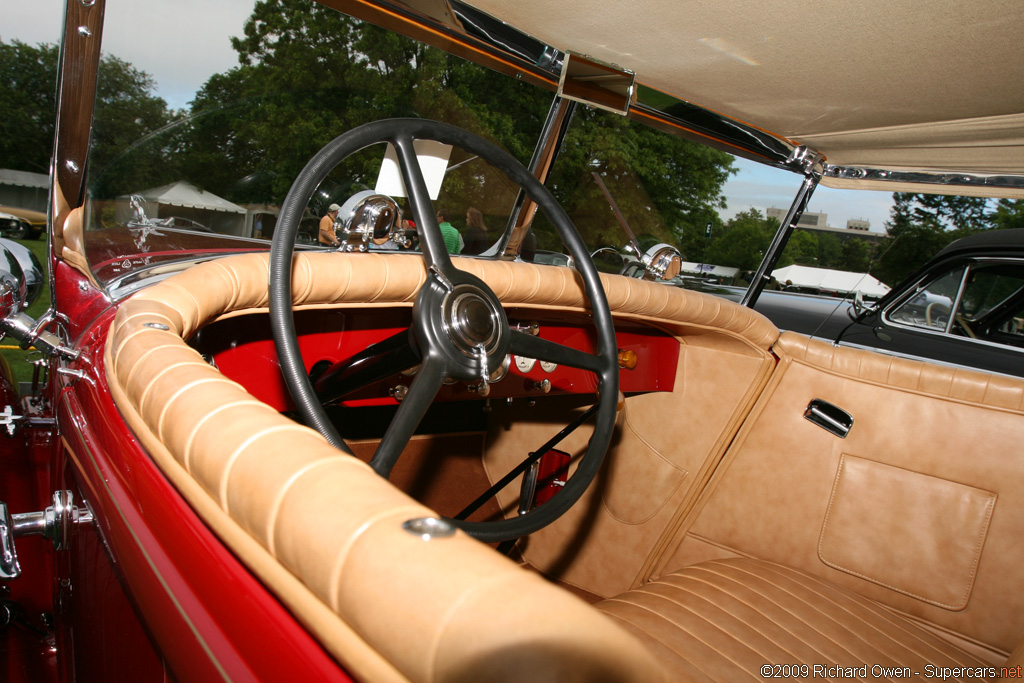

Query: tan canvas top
left=463, top=0, right=1024, bottom=190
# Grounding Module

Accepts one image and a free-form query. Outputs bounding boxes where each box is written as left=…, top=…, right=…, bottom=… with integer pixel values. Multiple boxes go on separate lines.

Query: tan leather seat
left=598, top=558, right=995, bottom=681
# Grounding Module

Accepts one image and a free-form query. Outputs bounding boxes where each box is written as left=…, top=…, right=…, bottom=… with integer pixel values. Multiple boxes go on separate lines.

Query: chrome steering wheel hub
left=441, top=284, right=505, bottom=357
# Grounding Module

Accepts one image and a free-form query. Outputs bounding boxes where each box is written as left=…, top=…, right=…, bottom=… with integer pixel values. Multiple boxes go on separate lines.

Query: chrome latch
left=0, top=406, right=57, bottom=436
left=0, top=406, right=23, bottom=436
left=0, top=491, right=93, bottom=580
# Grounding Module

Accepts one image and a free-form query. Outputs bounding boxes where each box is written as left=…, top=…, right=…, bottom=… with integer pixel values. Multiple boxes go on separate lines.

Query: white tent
left=679, top=261, right=740, bottom=280
left=116, top=181, right=246, bottom=235
left=772, top=265, right=890, bottom=298
left=0, top=168, right=49, bottom=212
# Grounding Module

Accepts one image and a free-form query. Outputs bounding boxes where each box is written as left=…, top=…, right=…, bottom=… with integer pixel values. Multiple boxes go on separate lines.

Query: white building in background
left=765, top=209, right=884, bottom=245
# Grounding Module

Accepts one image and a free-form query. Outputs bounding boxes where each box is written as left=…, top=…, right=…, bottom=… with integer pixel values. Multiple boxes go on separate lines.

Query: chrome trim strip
left=824, top=164, right=1024, bottom=192
left=632, top=86, right=797, bottom=166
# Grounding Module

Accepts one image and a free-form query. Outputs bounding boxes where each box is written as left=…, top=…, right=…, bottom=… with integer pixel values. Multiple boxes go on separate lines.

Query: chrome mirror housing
left=0, top=239, right=43, bottom=308
left=594, top=242, right=683, bottom=281
left=334, top=191, right=409, bottom=251
left=0, top=243, right=75, bottom=360
left=0, top=243, right=28, bottom=321
left=619, top=243, right=683, bottom=281
left=639, top=243, right=682, bottom=281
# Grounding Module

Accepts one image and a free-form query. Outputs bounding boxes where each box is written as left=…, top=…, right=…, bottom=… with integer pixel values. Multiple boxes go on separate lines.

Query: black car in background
left=728, top=229, right=1024, bottom=378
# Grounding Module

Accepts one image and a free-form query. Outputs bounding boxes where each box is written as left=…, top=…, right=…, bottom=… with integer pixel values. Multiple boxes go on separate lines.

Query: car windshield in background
left=889, top=261, right=1024, bottom=343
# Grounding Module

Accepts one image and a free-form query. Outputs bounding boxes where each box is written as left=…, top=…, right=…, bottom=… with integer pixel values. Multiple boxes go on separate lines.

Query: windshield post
left=48, top=0, right=105, bottom=312
left=740, top=170, right=821, bottom=308
left=500, top=97, right=576, bottom=258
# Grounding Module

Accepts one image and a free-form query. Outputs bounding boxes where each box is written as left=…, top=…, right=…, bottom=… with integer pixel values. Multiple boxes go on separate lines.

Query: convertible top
left=448, top=0, right=1024, bottom=195
left=935, top=227, right=1024, bottom=259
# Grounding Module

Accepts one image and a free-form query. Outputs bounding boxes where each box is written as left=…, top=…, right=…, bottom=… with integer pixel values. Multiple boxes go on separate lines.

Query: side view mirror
left=591, top=246, right=631, bottom=274
left=0, top=239, right=43, bottom=308
left=0, top=243, right=74, bottom=360
left=848, top=290, right=877, bottom=320
left=0, top=243, right=28, bottom=321
left=638, top=243, right=682, bottom=281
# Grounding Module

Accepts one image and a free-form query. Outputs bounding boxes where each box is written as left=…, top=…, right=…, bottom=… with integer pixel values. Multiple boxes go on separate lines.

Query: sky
left=5, top=0, right=895, bottom=232
left=4, top=0, right=254, bottom=110
left=723, top=157, right=895, bottom=233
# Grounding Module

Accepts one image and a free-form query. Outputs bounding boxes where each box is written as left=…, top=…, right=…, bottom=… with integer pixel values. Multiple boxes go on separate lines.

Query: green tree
left=872, top=193, right=988, bottom=286
left=538, top=107, right=734, bottom=253
left=990, top=199, right=1024, bottom=231
left=817, top=233, right=842, bottom=268
left=89, top=55, right=178, bottom=197
left=837, top=238, right=872, bottom=272
left=179, top=0, right=551, bottom=210
left=778, top=229, right=818, bottom=267
left=0, top=41, right=58, bottom=174
left=677, top=213, right=722, bottom=263
left=0, top=39, right=174, bottom=195
left=704, top=209, right=776, bottom=270
left=896, top=192, right=991, bottom=232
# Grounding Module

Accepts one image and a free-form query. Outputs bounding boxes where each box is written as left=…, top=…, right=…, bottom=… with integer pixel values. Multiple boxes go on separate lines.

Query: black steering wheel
left=269, top=119, right=619, bottom=542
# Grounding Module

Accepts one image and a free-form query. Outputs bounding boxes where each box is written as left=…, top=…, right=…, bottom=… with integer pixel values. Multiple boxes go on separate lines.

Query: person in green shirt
left=436, top=208, right=462, bottom=254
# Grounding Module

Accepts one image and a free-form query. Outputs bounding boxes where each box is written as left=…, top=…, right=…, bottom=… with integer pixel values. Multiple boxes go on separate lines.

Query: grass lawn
left=0, top=237, right=52, bottom=388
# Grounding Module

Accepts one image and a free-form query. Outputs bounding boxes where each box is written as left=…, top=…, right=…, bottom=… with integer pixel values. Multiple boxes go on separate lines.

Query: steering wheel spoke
left=368, top=356, right=446, bottom=478
left=391, top=133, right=451, bottom=271
left=509, top=329, right=604, bottom=373
left=313, top=328, right=420, bottom=405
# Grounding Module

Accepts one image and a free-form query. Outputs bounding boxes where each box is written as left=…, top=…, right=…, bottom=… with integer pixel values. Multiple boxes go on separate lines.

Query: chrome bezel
left=440, top=284, right=504, bottom=357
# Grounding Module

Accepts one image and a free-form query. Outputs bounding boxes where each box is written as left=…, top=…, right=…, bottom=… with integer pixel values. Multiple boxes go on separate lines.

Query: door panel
left=660, top=332, right=1024, bottom=658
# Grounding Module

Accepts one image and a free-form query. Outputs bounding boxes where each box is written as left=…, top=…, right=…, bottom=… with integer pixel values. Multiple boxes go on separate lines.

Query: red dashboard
left=197, top=307, right=680, bottom=411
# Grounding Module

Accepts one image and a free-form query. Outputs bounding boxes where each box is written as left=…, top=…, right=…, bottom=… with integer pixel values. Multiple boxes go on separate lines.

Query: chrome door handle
left=804, top=399, right=853, bottom=438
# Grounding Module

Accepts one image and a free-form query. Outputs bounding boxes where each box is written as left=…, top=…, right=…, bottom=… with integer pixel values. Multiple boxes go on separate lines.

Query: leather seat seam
left=600, top=597, right=764, bottom=679
left=733, top=561, right=978, bottom=665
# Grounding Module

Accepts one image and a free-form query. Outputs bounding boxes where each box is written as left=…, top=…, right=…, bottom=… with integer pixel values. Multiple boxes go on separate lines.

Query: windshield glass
left=82, top=0, right=553, bottom=286
left=82, top=0, right=902, bottom=296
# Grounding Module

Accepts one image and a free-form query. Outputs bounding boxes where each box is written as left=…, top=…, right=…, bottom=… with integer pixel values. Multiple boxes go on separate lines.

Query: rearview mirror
left=558, top=52, right=636, bottom=115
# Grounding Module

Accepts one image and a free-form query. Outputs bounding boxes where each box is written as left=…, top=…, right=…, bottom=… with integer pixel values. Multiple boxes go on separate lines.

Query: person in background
left=463, top=207, right=488, bottom=255
left=319, top=203, right=342, bottom=247
left=436, top=209, right=461, bottom=254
